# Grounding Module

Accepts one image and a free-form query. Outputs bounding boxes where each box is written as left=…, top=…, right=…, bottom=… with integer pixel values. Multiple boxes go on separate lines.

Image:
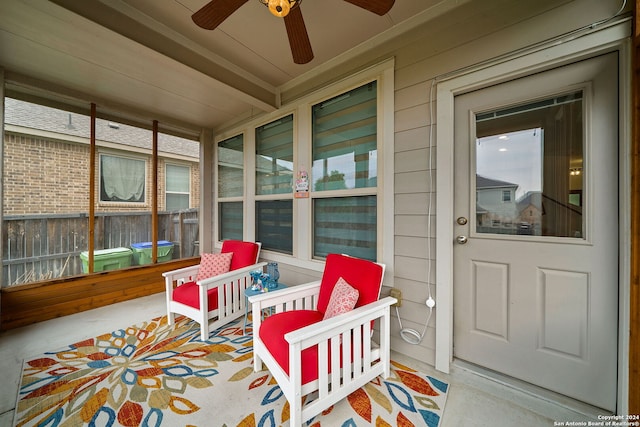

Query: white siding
left=388, top=0, right=623, bottom=363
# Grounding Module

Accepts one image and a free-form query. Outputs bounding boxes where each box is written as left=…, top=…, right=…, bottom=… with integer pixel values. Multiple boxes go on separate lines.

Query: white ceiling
left=0, top=0, right=462, bottom=132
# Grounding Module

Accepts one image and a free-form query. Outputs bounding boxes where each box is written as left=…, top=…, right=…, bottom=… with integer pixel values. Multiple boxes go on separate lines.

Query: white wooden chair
left=163, top=240, right=264, bottom=341
left=249, top=253, right=397, bottom=426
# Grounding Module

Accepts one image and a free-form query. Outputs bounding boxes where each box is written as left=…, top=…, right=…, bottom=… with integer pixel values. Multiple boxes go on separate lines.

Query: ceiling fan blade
left=342, top=0, right=395, bottom=16
left=192, top=0, right=248, bottom=30
left=284, top=7, right=314, bottom=65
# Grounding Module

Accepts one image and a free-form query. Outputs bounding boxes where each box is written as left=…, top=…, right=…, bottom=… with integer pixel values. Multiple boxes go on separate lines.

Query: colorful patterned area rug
left=14, top=315, right=449, bottom=427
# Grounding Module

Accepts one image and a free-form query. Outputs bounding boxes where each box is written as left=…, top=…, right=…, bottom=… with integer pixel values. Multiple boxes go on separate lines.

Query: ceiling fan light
left=270, top=0, right=289, bottom=17
left=259, top=0, right=301, bottom=18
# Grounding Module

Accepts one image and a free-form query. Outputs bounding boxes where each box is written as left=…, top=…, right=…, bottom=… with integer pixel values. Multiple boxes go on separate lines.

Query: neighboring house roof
left=476, top=203, right=489, bottom=214
left=4, top=98, right=199, bottom=159
left=517, top=191, right=543, bottom=210
left=476, top=174, right=518, bottom=189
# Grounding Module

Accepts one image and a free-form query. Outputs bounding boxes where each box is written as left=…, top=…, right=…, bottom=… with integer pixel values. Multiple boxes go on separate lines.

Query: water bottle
left=266, top=262, right=279, bottom=289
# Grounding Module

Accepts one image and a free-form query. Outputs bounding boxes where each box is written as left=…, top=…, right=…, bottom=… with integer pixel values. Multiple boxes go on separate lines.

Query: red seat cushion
left=172, top=281, right=219, bottom=311
left=260, top=310, right=324, bottom=385
left=221, top=240, right=260, bottom=271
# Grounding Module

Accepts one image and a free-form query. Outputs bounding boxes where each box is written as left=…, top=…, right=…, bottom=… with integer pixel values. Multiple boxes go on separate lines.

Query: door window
left=474, top=91, right=584, bottom=238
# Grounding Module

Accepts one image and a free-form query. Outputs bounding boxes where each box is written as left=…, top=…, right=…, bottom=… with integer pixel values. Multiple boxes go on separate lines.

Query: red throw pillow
left=196, top=252, right=233, bottom=281
left=322, top=277, right=359, bottom=320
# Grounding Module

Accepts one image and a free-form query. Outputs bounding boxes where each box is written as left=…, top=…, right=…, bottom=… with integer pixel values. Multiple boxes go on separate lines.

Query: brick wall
left=3, top=132, right=200, bottom=215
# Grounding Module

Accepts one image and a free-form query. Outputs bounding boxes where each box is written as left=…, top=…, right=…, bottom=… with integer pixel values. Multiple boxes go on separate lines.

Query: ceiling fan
left=192, top=0, right=396, bottom=65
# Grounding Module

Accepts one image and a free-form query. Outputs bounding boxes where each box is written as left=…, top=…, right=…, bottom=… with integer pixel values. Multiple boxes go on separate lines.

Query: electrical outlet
left=389, top=288, right=402, bottom=307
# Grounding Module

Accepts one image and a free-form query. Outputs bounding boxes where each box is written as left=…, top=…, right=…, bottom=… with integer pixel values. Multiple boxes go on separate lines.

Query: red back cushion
left=221, top=240, right=260, bottom=271
left=316, top=254, right=384, bottom=315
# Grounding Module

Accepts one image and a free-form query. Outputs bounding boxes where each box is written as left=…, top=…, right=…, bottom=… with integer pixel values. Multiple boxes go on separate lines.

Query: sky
left=476, top=128, right=543, bottom=200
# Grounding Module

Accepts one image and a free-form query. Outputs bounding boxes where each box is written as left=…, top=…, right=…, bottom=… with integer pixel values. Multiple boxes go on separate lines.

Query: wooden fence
left=2, top=209, right=199, bottom=287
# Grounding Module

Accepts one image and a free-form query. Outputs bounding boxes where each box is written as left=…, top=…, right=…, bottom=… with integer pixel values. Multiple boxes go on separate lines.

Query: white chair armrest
left=249, top=280, right=321, bottom=335
left=248, top=280, right=321, bottom=306
left=196, top=262, right=267, bottom=287
left=162, top=264, right=200, bottom=279
left=284, top=296, right=397, bottom=348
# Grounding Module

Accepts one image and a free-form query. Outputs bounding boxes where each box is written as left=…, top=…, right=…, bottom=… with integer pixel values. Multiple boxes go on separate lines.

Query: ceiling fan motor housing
left=263, top=0, right=300, bottom=18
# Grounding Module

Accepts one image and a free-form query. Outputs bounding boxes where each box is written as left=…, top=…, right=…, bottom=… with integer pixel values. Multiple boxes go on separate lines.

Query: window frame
left=310, top=81, right=380, bottom=261
left=216, top=133, right=246, bottom=241
left=213, top=58, right=394, bottom=273
left=254, top=114, right=295, bottom=254
left=165, top=162, right=191, bottom=211
left=98, top=151, right=147, bottom=206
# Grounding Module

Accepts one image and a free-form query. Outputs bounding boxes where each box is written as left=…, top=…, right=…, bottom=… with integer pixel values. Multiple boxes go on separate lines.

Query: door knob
left=456, top=235, right=468, bottom=244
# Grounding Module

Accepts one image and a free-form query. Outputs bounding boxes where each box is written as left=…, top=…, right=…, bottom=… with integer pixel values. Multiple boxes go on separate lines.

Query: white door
left=453, top=53, right=619, bottom=411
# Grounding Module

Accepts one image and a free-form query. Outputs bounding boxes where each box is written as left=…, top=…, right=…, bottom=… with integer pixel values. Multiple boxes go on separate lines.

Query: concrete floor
left=0, top=293, right=601, bottom=426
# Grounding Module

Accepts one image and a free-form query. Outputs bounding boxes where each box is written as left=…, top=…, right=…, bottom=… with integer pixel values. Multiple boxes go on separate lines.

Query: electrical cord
left=397, top=78, right=436, bottom=345
left=396, top=302, right=433, bottom=345
left=591, top=0, right=627, bottom=28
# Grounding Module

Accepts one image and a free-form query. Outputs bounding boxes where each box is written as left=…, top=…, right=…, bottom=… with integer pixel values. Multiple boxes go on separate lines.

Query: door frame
left=435, top=20, right=631, bottom=412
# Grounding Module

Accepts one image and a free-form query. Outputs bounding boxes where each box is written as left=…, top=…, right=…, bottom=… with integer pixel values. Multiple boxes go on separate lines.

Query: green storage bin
left=80, top=247, right=133, bottom=273
left=131, top=240, right=174, bottom=265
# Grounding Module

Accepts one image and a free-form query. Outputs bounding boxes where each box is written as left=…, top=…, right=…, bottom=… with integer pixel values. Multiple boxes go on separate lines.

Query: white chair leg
left=253, top=353, right=262, bottom=372
left=290, top=346, right=303, bottom=426
left=198, top=285, right=208, bottom=341
left=290, top=396, right=302, bottom=427
left=165, top=280, right=175, bottom=326
left=381, top=309, right=391, bottom=378
left=200, top=321, right=209, bottom=341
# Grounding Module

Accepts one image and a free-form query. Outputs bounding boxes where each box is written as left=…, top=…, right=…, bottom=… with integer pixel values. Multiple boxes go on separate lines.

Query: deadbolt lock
left=456, top=216, right=468, bottom=225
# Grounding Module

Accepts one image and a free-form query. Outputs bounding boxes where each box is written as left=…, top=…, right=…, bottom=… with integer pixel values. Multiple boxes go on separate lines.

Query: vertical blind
left=311, top=82, right=378, bottom=260
left=256, top=115, right=294, bottom=195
